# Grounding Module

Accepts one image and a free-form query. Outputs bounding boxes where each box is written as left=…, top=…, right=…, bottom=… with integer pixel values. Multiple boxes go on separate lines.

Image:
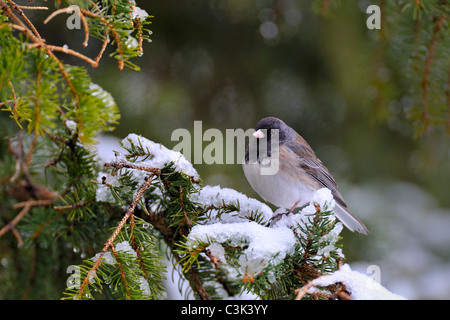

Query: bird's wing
left=285, top=137, right=369, bottom=235
left=284, top=139, right=348, bottom=208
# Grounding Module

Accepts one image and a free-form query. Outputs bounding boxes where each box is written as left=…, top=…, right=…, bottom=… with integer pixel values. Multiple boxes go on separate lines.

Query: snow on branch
left=297, top=264, right=405, bottom=300
left=90, top=133, right=405, bottom=300
left=121, top=133, right=200, bottom=181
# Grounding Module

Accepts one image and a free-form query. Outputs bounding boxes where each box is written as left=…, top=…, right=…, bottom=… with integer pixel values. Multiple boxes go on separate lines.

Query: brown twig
left=11, top=228, right=23, bottom=246
left=42, top=7, right=69, bottom=24
left=8, top=131, right=37, bottom=194
left=296, top=270, right=349, bottom=300
left=0, top=204, right=31, bottom=240
left=295, top=280, right=352, bottom=300
left=77, top=9, right=126, bottom=70
left=45, top=7, right=126, bottom=70
left=17, top=5, right=48, bottom=11
left=293, top=261, right=352, bottom=300
left=105, top=159, right=162, bottom=176
left=0, top=197, right=55, bottom=244
left=135, top=19, right=144, bottom=53
left=95, top=29, right=110, bottom=63
left=76, top=174, right=154, bottom=298
left=111, top=26, right=125, bottom=71
left=7, top=80, right=19, bottom=125
left=1, top=0, right=84, bottom=121
left=187, top=265, right=211, bottom=300
left=79, top=12, right=89, bottom=47
left=13, top=199, right=54, bottom=209
left=178, top=186, right=191, bottom=226
left=295, top=281, right=317, bottom=300
left=0, top=1, right=38, bottom=42
left=110, top=245, right=132, bottom=296
left=45, top=44, right=98, bottom=67
left=3, top=2, right=97, bottom=72
left=53, top=200, right=89, bottom=210
left=7, top=0, right=43, bottom=41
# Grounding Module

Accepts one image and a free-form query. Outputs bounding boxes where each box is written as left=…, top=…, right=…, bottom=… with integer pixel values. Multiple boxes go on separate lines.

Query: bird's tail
left=334, top=203, right=370, bottom=235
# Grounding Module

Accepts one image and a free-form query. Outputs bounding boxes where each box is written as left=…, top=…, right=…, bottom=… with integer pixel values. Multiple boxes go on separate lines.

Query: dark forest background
left=2, top=0, right=450, bottom=299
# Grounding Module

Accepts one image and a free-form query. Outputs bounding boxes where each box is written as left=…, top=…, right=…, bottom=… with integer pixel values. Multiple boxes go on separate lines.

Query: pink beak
left=253, top=129, right=265, bottom=139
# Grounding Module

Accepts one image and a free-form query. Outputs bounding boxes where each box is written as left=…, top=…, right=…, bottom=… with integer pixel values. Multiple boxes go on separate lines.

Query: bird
left=243, top=117, right=369, bottom=235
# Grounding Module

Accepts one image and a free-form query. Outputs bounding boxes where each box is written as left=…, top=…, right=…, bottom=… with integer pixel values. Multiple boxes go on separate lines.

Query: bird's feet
left=269, top=199, right=302, bottom=226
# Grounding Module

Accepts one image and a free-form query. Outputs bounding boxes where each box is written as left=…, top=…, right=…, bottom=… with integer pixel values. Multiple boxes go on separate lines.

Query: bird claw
left=269, top=199, right=302, bottom=226
left=268, top=211, right=289, bottom=226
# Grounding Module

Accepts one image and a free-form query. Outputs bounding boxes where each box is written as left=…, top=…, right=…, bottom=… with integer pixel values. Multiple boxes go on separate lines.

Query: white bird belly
left=243, top=162, right=315, bottom=210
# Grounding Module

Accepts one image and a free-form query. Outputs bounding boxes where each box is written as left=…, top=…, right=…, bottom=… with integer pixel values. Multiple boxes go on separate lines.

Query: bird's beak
left=253, top=129, right=265, bottom=139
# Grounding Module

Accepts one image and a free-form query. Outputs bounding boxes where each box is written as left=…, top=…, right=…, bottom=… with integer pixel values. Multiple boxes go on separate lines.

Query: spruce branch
left=6, top=79, right=19, bottom=127
left=75, top=173, right=154, bottom=299
left=1, top=129, right=61, bottom=244
left=109, top=245, right=132, bottom=296
left=42, top=1, right=152, bottom=71
left=100, top=136, right=214, bottom=299
left=0, top=196, right=59, bottom=245
left=5, top=0, right=44, bottom=42
left=44, top=44, right=98, bottom=68
left=0, top=203, right=30, bottom=245
left=1, top=0, right=151, bottom=139
left=0, top=2, right=155, bottom=300
left=1, top=1, right=97, bottom=68
left=7, top=130, right=60, bottom=202
left=105, top=157, right=162, bottom=177
left=15, top=5, right=48, bottom=11
left=295, top=276, right=352, bottom=300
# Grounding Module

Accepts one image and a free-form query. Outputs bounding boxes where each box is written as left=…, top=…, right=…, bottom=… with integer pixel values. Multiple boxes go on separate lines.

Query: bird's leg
left=269, top=199, right=302, bottom=225
left=288, top=199, right=302, bottom=214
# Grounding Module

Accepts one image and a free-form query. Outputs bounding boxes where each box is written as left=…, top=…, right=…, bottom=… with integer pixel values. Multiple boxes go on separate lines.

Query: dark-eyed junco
left=243, top=117, right=369, bottom=235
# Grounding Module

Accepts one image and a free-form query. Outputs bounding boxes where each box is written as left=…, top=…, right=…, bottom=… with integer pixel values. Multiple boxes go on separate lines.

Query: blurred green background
left=35, top=0, right=449, bottom=299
